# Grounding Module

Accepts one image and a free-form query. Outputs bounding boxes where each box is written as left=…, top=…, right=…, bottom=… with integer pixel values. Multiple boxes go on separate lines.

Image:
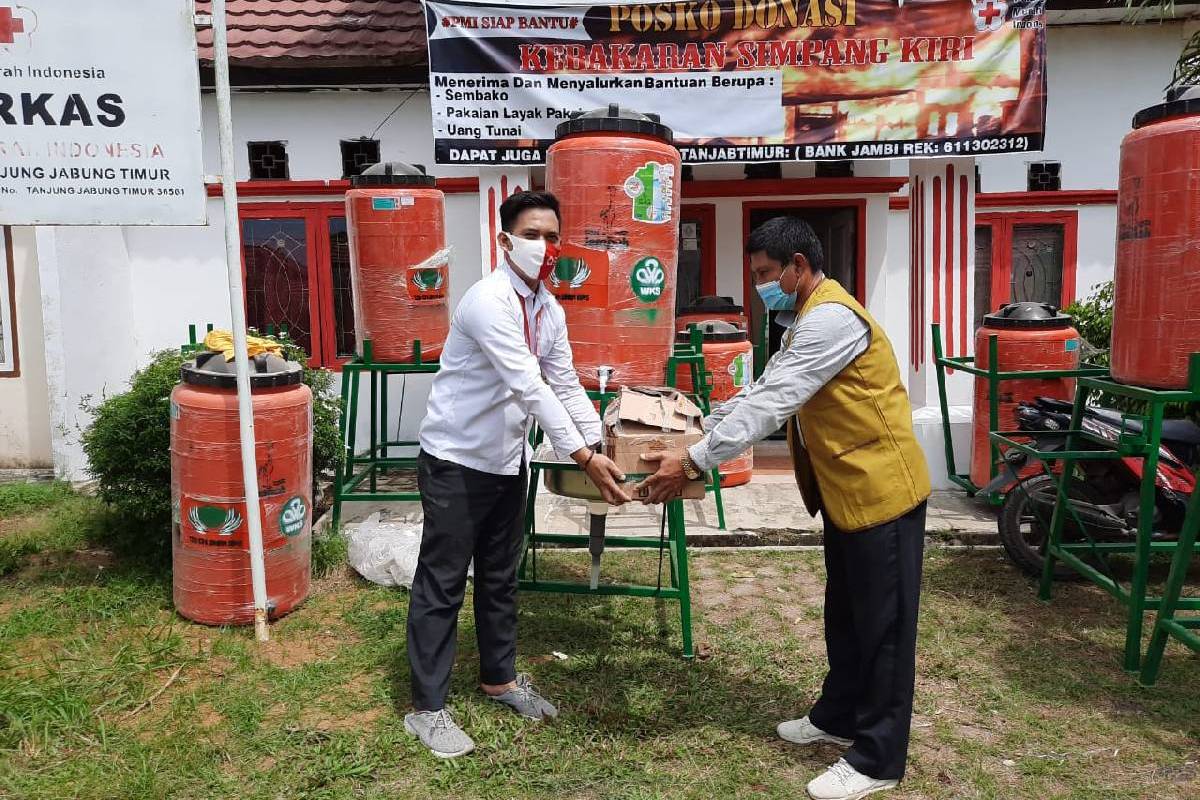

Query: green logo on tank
left=279, top=496, right=308, bottom=537
left=551, top=256, right=591, bottom=289
left=728, top=352, right=752, bottom=387
left=412, top=268, right=444, bottom=293
left=630, top=256, right=666, bottom=304
left=189, top=504, right=243, bottom=536
left=623, top=162, right=675, bottom=224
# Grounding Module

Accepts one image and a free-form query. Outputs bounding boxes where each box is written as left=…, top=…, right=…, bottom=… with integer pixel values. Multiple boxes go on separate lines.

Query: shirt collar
left=501, top=260, right=548, bottom=304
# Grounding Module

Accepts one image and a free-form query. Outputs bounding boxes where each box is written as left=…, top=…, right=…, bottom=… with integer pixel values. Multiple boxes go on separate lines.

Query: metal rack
left=330, top=339, right=439, bottom=530
left=989, top=355, right=1200, bottom=674
left=931, top=322, right=1107, bottom=504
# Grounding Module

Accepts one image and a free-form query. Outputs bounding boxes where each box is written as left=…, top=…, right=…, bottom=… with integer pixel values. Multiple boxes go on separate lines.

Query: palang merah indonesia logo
left=189, top=504, right=244, bottom=537
left=0, top=4, right=36, bottom=50
left=630, top=256, right=666, bottom=303
left=971, top=0, right=1008, bottom=32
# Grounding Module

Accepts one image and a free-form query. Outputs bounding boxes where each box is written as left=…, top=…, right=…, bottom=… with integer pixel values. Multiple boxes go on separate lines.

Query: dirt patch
left=256, top=634, right=344, bottom=669
left=20, top=548, right=115, bottom=578
left=297, top=704, right=385, bottom=733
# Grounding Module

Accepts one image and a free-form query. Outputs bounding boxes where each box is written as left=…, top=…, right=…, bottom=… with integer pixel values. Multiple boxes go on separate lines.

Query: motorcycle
left=985, top=396, right=1200, bottom=580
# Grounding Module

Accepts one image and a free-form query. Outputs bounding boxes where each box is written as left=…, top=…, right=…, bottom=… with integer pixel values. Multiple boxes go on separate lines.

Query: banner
left=0, top=0, right=206, bottom=225
left=424, top=0, right=1047, bottom=165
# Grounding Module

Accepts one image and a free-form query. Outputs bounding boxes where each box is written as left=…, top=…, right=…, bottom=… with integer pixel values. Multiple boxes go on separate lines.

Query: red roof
left=195, top=0, right=427, bottom=69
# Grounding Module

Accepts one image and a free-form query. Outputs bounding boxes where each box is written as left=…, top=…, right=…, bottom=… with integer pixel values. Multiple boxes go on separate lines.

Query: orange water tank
left=547, top=106, right=682, bottom=389
left=970, top=303, right=1080, bottom=488
left=675, top=321, right=755, bottom=487
left=1111, top=89, right=1200, bottom=389
left=171, top=352, right=313, bottom=626
left=345, top=162, right=449, bottom=363
left=677, top=296, right=748, bottom=331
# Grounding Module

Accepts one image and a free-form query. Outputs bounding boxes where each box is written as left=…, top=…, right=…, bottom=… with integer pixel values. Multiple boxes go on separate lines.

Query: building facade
left=2, top=1, right=1197, bottom=485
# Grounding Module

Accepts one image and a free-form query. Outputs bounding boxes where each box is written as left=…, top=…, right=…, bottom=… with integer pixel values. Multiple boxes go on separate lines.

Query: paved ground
left=331, top=443, right=999, bottom=546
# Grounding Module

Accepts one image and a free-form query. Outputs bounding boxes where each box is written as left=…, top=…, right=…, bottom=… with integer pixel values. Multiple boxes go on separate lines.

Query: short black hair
left=499, top=190, right=561, bottom=232
left=745, top=216, right=824, bottom=274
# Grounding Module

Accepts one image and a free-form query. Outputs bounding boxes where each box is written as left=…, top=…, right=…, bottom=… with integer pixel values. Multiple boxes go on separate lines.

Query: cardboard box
left=604, top=386, right=707, bottom=501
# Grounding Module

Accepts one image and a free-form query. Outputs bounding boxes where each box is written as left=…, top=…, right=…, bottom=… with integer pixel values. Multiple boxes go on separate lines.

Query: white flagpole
left=210, top=0, right=271, bottom=642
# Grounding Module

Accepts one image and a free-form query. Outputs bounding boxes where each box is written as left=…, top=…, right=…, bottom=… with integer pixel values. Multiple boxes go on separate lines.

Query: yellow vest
left=786, top=279, right=931, bottom=532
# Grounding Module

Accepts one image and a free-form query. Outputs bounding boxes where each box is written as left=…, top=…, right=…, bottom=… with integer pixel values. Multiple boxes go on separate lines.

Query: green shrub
left=81, top=335, right=343, bottom=565
left=1065, top=280, right=1196, bottom=422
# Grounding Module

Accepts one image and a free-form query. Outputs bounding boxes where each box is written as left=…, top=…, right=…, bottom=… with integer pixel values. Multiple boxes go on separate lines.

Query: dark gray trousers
left=407, top=451, right=528, bottom=711
left=808, top=501, right=926, bottom=781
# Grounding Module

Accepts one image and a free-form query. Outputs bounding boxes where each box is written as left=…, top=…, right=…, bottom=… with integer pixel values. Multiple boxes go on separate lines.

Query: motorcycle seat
left=1088, top=407, right=1200, bottom=447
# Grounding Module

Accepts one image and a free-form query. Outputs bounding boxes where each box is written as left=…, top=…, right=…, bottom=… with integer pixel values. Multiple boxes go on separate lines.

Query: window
left=340, top=138, right=381, bottom=178
left=0, top=226, right=17, bottom=376
left=239, top=204, right=356, bottom=367
left=248, top=141, right=290, bottom=181
left=1027, top=161, right=1061, bottom=192
left=974, top=211, right=1078, bottom=327
left=676, top=205, right=717, bottom=315
left=744, top=163, right=782, bottom=180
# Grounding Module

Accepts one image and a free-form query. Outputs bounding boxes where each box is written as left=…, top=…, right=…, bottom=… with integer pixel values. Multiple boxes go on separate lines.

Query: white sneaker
left=777, top=716, right=854, bottom=747
left=806, top=758, right=898, bottom=800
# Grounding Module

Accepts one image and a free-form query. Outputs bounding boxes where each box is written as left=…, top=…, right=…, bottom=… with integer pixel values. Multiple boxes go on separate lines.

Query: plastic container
left=677, top=296, right=748, bottom=331
left=1111, top=87, right=1200, bottom=389
left=547, top=105, right=682, bottom=389
left=970, top=302, right=1080, bottom=487
left=171, top=351, right=312, bottom=625
left=345, top=162, right=449, bottom=363
left=675, top=321, right=755, bottom=487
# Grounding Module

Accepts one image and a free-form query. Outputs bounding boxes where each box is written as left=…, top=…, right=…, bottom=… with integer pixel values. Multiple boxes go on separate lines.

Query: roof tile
left=195, top=0, right=427, bottom=68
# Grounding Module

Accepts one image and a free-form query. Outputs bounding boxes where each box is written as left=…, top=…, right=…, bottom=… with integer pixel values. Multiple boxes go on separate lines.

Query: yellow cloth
left=204, top=329, right=284, bottom=362
left=787, top=279, right=932, bottom=532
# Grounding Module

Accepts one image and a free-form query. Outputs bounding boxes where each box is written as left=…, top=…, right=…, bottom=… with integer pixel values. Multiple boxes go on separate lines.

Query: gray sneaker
left=404, top=709, right=475, bottom=759
left=487, top=674, right=558, bottom=720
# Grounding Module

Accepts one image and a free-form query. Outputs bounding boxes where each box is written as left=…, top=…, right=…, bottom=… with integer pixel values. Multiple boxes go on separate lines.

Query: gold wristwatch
left=680, top=451, right=702, bottom=480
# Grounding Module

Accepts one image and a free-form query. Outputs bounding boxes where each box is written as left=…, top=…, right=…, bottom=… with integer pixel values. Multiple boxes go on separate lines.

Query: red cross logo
left=0, top=6, right=25, bottom=44
left=973, top=0, right=1007, bottom=32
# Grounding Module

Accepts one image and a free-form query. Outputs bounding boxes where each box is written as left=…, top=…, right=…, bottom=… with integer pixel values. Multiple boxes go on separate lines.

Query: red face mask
left=538, top=240, right=560, bottom=283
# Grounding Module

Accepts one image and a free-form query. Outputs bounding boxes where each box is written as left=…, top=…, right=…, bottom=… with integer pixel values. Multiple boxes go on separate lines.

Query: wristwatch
left=680, top=451, right=702, bottom=480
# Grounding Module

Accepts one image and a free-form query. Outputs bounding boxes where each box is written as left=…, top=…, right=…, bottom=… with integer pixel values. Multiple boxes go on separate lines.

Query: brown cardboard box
left=604, top=386, right=707, bottom=501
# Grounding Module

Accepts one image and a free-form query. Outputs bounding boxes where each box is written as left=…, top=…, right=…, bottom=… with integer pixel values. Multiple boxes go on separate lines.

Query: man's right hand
left=573, top=449, right=631, bottom=506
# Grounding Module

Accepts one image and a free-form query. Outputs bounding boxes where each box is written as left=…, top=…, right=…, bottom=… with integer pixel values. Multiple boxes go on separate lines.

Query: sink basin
left=543, top=467, right=605, bottom=501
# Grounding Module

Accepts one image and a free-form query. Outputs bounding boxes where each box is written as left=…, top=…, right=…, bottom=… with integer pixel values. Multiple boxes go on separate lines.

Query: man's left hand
left=635, top=451, right=688, bottom=504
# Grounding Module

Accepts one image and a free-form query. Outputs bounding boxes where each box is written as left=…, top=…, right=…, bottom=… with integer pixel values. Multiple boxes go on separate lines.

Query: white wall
left=0, top=228, right=52, bottom=469
left=981, top=22, right=1196, bottom=192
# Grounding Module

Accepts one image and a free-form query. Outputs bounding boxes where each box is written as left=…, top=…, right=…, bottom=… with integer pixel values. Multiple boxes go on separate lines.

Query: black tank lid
left=982, top=302, right=1073, bottom=330
left=1132, top=85, right=1200, bottom=129
left=555, top=104, right=674, bottom=143
left=181, top=350, right=304, bottom=389
left=350, top=161, right=436, bottom=188
left=680, top=295, right=744, bottom=316
left=676, top=319, right=749, bottom=343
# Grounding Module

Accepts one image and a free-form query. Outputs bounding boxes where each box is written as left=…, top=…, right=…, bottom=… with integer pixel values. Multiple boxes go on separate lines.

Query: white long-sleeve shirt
left=419, top=262, right=602, bottom=475
left=688, top=304, right=870, bottom=471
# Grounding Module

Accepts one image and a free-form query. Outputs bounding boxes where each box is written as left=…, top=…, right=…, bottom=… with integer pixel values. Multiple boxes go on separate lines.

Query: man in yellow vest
left=640, top=216, right=931, bottom=800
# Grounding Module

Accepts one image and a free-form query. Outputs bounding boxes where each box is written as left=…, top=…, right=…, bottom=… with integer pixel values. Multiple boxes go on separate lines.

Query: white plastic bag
left=345, top=513, right=471, bottom=588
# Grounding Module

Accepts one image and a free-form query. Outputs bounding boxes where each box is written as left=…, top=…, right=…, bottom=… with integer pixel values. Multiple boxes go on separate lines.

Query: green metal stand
left=1139, top=477, right=1200, bottom=685
left=931, top=322, right=1106, bottom=504
left=518, top=452, right=694, bottom=658
left=666, top=325, right=727, bottom=530
left=331, top=339, right=439, bottom=530
left=990, top=355, right=1200, bottom=674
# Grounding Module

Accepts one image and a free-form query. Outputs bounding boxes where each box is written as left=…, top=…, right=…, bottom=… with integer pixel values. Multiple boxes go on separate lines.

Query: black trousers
left=407, top=451, right=528, bottom=711
left=808, top=501, right=926, bottom=781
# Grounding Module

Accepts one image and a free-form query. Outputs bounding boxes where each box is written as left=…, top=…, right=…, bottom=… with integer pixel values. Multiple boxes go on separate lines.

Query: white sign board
left=0, top=0, right=206, bottom=225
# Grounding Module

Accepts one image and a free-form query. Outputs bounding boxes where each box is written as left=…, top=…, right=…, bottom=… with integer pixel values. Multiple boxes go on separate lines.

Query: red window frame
left=680, top=203, right=718, bottom=297
left=238, top=201, right=350, bottom=369
left=976, top=210, right=1079, bottom=311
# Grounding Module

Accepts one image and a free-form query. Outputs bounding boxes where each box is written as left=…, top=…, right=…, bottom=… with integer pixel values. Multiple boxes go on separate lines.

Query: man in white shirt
left=405, top=191, right=630, bottom=759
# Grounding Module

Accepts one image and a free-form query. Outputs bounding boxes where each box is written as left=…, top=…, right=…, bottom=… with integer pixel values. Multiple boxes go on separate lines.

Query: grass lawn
left=2, top=484, right=1199, bottom=799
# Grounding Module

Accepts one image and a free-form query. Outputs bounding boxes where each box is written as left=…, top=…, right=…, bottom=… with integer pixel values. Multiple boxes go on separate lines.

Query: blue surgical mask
left=756, top=279, right=797, bottom=311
